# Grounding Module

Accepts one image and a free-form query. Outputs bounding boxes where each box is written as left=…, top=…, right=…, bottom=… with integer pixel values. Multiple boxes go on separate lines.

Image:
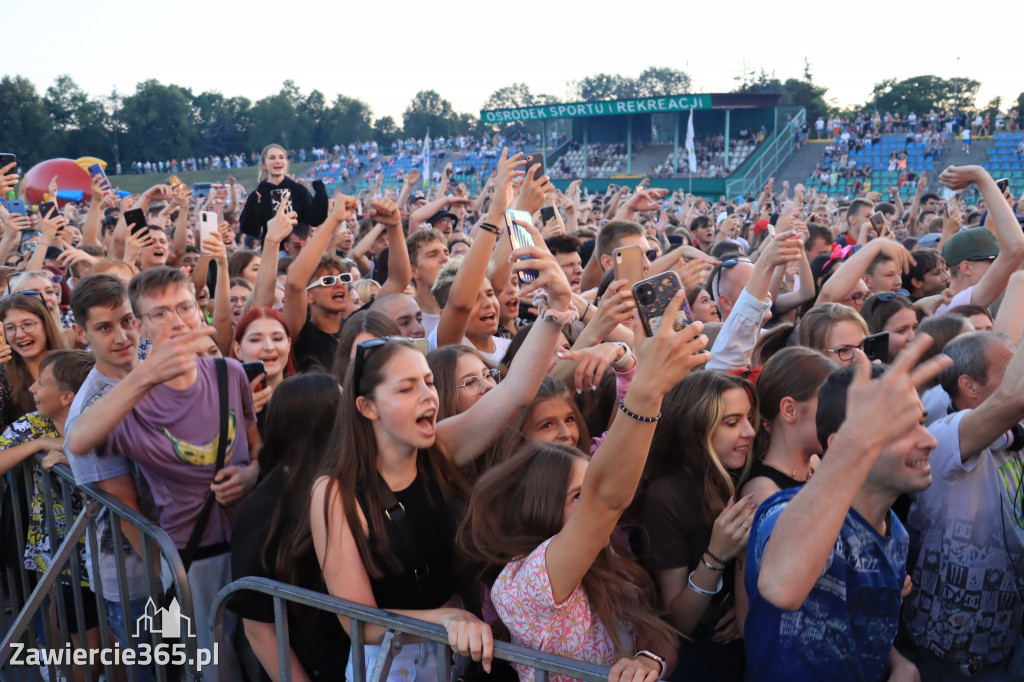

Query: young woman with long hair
left=230, top=373, right=348, bottom=681
left=309, top=196, right=580, bottom=679
left=458, top=292, right=710, bottom=682
left=637, top=371, right=759, bottom=681
left=0, top=293, right=69, bottom=428
left=861, top=292, right=918, bottom=362
left=330, top=310, right=401, bottom=389
left=238, top=143, right=327, bottom=239
left=733, top=347, right=836, bottom=634
left=231, top=306, right=296, bottom=425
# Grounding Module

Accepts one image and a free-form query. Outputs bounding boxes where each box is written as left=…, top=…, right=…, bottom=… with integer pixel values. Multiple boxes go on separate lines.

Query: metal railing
left=1, top=455, right=201, bottom=681
left=211, top=577, right=611, bottom=682
left=726, top=108, right=807, bottom=199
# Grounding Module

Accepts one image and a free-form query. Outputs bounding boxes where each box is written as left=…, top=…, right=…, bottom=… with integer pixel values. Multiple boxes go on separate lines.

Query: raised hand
left=939, top=165, right=983, bottom=191
left=0, top=162, right=18, bottom=195
left=631, top=290, right=709, bottom=394
left=487, top=149, right=527, bottom=220
left=369, top=197, right=401, bottom=228
left=558, top=342, right=633, bottom=393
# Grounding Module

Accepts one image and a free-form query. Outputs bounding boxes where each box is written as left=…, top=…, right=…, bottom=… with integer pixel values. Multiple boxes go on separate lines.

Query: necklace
left=764, top=461, right=812, bottom=482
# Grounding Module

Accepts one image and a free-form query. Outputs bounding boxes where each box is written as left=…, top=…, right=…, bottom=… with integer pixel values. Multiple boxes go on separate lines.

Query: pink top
left=492, top=538, right=624, bottom=682
left=589, top=358, right=636, bottom=454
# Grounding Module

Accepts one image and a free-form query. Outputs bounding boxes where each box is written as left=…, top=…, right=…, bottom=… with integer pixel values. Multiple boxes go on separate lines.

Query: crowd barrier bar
left=0, top=455, right=202, bottom=681
left=212, top=577, right=612, bottom=682
left=726, top=108, right=807, bottom=199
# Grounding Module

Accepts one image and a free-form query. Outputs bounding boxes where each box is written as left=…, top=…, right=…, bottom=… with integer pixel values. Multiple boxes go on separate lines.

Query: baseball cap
left=917, top=232, right=941, bottom=249
left=426, top=210, right=457, bottom=225
left=941, top=226, right=999, bottom=267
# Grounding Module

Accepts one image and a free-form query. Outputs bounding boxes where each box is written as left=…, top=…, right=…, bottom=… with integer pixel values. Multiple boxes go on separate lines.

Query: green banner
left=481, top=94, right=712, bottom=123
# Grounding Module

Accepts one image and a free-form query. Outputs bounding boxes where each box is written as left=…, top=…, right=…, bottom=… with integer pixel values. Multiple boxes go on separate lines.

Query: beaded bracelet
left=618, top=399, right=661, bottom=423
left=478, top=222, right=501, bottom=235
left=688, top=569, right=723, bottom=596
left=704, top=549, right=728, bottom=568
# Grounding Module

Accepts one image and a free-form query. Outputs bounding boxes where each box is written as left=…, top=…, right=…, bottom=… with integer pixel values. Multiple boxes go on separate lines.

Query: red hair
left=232, top=306, right=297, bottom=377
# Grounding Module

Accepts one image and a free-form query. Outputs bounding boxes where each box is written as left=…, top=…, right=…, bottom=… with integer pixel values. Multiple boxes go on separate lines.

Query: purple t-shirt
left=98, top=358, right=256, bottom=549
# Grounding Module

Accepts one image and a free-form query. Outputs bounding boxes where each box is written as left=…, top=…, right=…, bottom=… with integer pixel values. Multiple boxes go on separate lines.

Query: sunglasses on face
left=306, top=273, right=354, bottom=291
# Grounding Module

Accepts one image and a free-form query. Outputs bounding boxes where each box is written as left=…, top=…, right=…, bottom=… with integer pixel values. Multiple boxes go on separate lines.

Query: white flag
left=422, top=133, right=431, bottom=189
left=685, top=109, right=697, bottom=174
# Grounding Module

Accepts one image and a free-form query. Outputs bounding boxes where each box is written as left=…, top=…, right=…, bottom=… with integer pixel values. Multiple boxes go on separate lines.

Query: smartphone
left=869, top=211, right=886, bottom=230
left=863, top=331, right=890, bottom=363
left=504, top=209, right=538, bottom=284
left=997, top=178, right=1011, bottom=193
left=124, top=208, right=148, bottom=238
left=8, top=200, right=25, bottom=216
left=539, top=206, right=556, bottom=224
left=38, top=201, right=57, bottom=219
left=241, top=360, right=266, bottom=389
left=632, top=272, right=693, bottom=337
left=409, top=337, right=430, bottom=355
left=88, top=163, right=112, bottom=193
left=167, top=175, right=190, bottom=197
left=270, top=188, right=291, bottom=213
left=524, top=153, right=545, bottom=181
left=19, top=231, right=41, bottom=257
left=613, top=244, right=644, bottom=288
left=0, top=153, right=15, bottom=172
left=199, top=211, right=219, bottom=250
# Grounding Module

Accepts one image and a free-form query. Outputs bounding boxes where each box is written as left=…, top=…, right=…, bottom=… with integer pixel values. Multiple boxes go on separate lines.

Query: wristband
left=632, top=650, right=667, bottom=679
left=687, top=569, right=723, bottom=596
left=618, top=399, right=660, bottom=423
left=479, top=222, right=501, bottom=235
left=701, top=558, right=725, bottom=572
left=704, top=549, right=728, bottom=567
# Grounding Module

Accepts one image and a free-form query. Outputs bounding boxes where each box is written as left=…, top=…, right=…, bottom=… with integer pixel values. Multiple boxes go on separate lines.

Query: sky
left=8, top=0, right=1019, bottom=123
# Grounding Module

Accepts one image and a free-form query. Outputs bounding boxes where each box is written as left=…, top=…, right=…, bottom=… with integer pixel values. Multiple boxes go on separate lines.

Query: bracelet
left=478, top=221, right=501, bottom=235
left=701, top=558, right=725, bottom=572
left=704, top=549, right=728, bottom=568
left=618, top=399, right=661, bottom=423
left=688, top=569, right=723, bottom=596
left=632, top=650, right=667, bottom=679
left=610, top=342, right=632, bottom=370
left=581, top=301, right=592, bottom=321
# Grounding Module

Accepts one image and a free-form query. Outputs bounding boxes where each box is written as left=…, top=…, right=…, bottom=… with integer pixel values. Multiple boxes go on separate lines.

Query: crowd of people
left=2, top=140, right=1024, bottom=682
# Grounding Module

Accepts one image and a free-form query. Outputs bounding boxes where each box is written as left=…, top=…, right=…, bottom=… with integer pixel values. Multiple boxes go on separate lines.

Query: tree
left=192, top=91, right=251, bottom=156
left=247, top=82, right=304, bottom=151
left=402, top=90, right=454, bottom=139
left=482, top=83, right=542, bottom=112
left=782, top=77, right=829, bottom=123
left=0, top=76, right=57, bottom=167
left=118, top=80, right=199, bottom=161
left=635, top=67, right=692, bottom=96
left=576, top=74, right=637, bottom=101
left=870, top=75, right=980, bottom=116
left=323, top=95, right=373, bottom=145
left=373, top=116, right=400, bottom=146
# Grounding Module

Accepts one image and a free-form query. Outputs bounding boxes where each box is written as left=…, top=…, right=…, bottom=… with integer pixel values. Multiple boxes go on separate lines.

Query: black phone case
left=633, top=273, right=692, bottom=337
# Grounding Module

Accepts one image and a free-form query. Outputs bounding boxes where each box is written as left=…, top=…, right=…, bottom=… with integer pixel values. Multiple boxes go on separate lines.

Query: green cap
left=941, top=226, right=999, bottom=267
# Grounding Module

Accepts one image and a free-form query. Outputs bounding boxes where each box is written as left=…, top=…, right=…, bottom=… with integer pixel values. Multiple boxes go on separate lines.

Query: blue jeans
left=106, top=596, right=156, bottom=682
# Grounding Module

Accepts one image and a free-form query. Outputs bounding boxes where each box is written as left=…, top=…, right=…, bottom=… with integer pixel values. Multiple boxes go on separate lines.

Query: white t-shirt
left=426, top=326, right=512, bottom=365
left=904, top=410, right=1024, bottom=668
left=934, top=285, right=973, bottom=316
left=421, top=311, right=440, bottom=336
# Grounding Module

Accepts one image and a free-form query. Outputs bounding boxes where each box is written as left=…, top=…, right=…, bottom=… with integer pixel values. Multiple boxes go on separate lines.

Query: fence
left=725, top=108, right=807, bottom=199
left=2, top=455, right=613, bottom=682
left=0, top=454, right=199, bottom=682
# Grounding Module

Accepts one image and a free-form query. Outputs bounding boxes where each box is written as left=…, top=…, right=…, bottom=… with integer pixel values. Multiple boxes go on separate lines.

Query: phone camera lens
left=637, top=285, right=654, bottom=305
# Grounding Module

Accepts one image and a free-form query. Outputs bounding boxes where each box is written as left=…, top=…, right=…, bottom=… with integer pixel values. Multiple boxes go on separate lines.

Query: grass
left=104, top=162, right=316, bottom=195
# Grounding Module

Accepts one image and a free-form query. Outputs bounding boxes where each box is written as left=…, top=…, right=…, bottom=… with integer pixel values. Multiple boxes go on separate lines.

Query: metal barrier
left=0, top=455, right=201, bottom=681
left=211, top=577, right=611, bottom=682
left=726, top=108, right=807, bottom=199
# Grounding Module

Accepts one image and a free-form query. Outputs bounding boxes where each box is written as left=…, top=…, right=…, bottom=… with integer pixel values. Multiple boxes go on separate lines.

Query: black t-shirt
left=294, top=319, right=340, bottom=373
left=230, top=467, right=349, bottom=681
left=638, top=470, right=734, bottom=637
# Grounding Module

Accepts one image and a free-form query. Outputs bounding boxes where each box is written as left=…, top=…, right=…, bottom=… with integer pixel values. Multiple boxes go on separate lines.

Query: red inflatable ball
left=22, top=158, right=93, bottom=206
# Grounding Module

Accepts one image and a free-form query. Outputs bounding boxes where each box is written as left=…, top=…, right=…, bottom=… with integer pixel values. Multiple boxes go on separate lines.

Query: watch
left=633, top=650, right=666, bottom=679
left=610, top=341, right=632, bottom=370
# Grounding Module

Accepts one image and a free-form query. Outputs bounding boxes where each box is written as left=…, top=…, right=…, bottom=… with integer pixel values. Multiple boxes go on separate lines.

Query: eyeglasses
left=825, top=342, right=863, bottom=361
left=142, top=300, right=199, bottom=325
left=712, top=258, right=752, bottom=299
left=351, top=337, right=389, bottom=397
left=457, top=368, right=501, bottom=395
left=866, top=289, right=910, bottom=314
left=844, top=292, right=867, bottom=306
left=3, top=319, right=40, bottom=337
left=306, top=273, right=353, bottom=290
left=645, top=248, right=659, bottom=262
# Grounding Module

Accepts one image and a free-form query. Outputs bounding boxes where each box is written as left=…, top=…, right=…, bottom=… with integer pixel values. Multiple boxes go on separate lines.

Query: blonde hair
left=352, top=279, right=380, bottom=304
left=258, top=144, right=288, bottom=183
left=798, top=303, right=869, bottom=352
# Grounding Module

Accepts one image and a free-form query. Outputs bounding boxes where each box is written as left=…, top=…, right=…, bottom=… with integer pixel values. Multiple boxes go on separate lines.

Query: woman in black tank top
left=735, top=347, right=835, bottom=633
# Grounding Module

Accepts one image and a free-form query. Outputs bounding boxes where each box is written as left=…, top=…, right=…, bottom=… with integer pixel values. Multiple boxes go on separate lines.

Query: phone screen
left=504, top=209, right=538, bottom=284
